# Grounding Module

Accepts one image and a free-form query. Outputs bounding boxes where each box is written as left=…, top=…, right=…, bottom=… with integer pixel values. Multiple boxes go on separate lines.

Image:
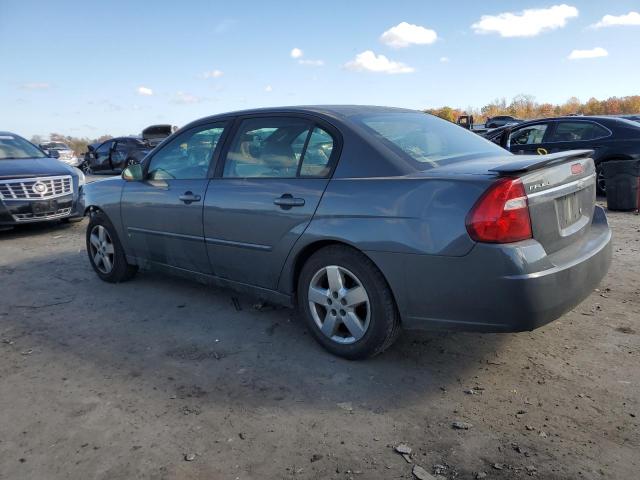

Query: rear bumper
left=367, top=206, right=612, bottom=332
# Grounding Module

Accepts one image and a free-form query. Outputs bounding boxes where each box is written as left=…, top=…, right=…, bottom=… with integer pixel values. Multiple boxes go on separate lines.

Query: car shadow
left=1, top=249, right=510, bottom=413
left=0, top=218, right=83, bottom=239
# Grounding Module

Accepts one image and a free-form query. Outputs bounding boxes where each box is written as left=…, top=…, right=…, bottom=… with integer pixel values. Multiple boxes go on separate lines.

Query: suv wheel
left=297, top=245, right=401, bottom=359
left=86, top=211, right=137, bottom=283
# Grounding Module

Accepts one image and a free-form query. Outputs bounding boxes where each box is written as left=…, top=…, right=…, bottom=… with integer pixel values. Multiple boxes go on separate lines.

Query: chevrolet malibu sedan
left=1, top=132, right=84, bottom=229
left=81, top=106, right=612, bottom=359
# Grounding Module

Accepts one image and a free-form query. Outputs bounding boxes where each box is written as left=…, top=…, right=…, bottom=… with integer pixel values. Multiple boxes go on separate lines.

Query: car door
left=120, top=122, right=228, bottom=274
left=111, top=140, right=130, bottom=171
left=507, top=122, right=553, bottom=155
left=93, top=140, right=115, bottom=171
left=203, top=115, right=339, bottom=289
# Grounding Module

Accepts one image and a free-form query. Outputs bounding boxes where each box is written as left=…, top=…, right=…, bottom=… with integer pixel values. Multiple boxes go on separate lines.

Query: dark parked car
left=485, top=115, right=522, bottom=129
left=0, top=132, right=84, bottom=229
left=484, top=116, right=640, bottom=193
left=81, top=137, right=151, bottom=174
left=81, top=106, right=611, bottom=359
left=142, top=124, right=178, bottom=147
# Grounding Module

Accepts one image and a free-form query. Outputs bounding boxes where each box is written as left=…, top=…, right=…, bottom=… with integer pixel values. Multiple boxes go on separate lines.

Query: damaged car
left=81, top=106, right=612, bottom=359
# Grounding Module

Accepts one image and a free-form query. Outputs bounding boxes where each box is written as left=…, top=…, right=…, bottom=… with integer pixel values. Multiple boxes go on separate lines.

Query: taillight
left=466, top=178, right=532, bottom=243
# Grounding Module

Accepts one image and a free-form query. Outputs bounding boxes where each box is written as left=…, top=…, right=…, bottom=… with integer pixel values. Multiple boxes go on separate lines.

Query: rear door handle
left=274, top=194, right=305, bottom=208
left=179, top=191, right=201, bottom=204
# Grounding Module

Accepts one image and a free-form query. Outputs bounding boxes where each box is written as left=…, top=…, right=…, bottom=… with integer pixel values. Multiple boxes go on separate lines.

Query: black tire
left=81, top=161, right=93, bottom=175
left=596, top=163, right=606, bottom=196
left=297, top=245, right=401, bottom=359
left=86, top=210, right=137, bottom=283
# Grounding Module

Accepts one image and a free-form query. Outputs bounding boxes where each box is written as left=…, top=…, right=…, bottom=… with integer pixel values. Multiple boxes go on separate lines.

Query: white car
left=40, top=141, right=80, bottom=167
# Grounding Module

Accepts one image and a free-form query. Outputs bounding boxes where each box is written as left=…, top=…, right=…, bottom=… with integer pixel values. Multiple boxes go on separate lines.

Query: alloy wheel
left=597, top=169, right=606, bottom=194
left=89, top=225, right=115, bottom=274
left=81, top=162, right=93, bottom=175
left=308, top=265, right=371, bottom=344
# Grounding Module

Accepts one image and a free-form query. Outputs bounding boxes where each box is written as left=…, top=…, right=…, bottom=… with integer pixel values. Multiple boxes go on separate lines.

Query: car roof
left=187, top=105, right=418, bottom=126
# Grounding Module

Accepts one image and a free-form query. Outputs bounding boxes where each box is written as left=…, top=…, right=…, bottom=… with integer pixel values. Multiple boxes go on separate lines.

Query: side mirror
left=48, top=150, right=60, bottom=158
left=122, top=164, right=144, bottom=181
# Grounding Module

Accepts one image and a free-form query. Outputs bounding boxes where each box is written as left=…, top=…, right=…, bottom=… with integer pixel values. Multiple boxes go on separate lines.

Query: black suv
left=81, top=137, right=151, bottom=175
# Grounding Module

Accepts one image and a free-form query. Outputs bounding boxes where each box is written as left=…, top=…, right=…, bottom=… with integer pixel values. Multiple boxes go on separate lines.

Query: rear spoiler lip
left=489, top=149, right=594, bottom=174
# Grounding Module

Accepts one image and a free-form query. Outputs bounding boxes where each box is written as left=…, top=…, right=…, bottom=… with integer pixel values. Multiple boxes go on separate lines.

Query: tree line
left=425, top=94, right=640, bottom=123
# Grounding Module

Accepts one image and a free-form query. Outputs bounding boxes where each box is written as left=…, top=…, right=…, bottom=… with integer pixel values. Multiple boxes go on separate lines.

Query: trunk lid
left=517, top=153, right=596, bottom=254
left=423, top=150, right=597, bottom=253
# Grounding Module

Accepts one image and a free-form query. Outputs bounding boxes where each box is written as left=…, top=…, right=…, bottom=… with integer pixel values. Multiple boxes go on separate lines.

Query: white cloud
left=440, top=56, right=450, bottom=63
left=202, top=69, right=224, bottom=79
left=264, top=85, right=273, bottom=92
left=290, top=48, right=303, bottom=59
left=472, top=4, right=578, bottom=37
left=592, top=11, right=640, bottom=28
left=137, top=86, right=153, bottom=96
left=380, top=22, right=437, bottom=48
left=172, top=91, right=202, bottom=104
left=20, top=82, right=50, bottom=90
left=568, top=47, right=608, bottom=60
left=298, top=59, right=325, bottom=67
left=344, top=50, right=414, bottom=74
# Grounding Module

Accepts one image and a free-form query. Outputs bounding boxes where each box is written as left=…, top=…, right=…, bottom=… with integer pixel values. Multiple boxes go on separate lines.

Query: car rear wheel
left=81, top=161, right=93, bottom=175
left=297, top=245, right=401, bottom=359
left=86, top=211, right=137, bottom=283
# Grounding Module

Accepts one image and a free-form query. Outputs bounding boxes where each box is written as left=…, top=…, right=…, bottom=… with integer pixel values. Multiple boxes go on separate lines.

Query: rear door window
left=222, top=117, right=335, bottom=178
left=547, top=122, right=610, bottom=142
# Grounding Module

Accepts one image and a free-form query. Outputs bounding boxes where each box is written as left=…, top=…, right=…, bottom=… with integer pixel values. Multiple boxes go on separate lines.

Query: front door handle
left=179, top=191, right=201, bottom=204
left=274, top=194, right=305, bottom=209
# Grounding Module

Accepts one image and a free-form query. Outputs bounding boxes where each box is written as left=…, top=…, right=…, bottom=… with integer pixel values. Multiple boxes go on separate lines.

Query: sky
left=1, top=0, right=639, bottom=138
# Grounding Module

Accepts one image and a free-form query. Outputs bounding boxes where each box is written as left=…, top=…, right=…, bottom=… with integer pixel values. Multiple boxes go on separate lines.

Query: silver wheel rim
left=89, top=225, right=115, bottom=274
left=82, top=162, right=93, bottom=174
left=597, top=170, right=606, bottom=193
left=308, top=265, right=371, bottom=345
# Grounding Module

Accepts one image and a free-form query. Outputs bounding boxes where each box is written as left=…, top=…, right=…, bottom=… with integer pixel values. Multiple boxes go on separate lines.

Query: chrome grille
left=0, top=175, right=73, bottom=200
left=13, top=207, right=72, bottom=222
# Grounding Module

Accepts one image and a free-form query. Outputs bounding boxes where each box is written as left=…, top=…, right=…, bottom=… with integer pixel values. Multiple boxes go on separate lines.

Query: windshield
left=0, top=134, right=47, bottom=160
left=356, top=112, right=506, bottom=169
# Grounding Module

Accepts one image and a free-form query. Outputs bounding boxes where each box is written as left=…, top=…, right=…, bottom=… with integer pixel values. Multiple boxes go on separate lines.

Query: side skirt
left=125, top=255, right=293, bottom=307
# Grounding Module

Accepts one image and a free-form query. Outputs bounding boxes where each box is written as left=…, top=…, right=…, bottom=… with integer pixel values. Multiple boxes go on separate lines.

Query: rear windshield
left=0, top=134, right=47, bottom=160
left=356, top=112, right=506, bottom=169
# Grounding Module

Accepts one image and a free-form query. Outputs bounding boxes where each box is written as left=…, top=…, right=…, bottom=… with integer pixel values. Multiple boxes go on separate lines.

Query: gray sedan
left=80, top=106, right=612, bottom=359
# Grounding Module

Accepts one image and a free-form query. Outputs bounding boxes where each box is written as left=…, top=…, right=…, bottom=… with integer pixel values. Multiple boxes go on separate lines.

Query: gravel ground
left=0, top=201, right=638, bottom=480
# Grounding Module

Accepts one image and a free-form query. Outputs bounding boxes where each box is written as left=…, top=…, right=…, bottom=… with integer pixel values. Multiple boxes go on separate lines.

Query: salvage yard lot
left=0, top=203, right=638, bottom=480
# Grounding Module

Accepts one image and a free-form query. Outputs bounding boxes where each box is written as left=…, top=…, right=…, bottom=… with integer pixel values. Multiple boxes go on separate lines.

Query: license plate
left=32, top=200, right=58, bottom=214
left=557, top=192, right=581, bottom=228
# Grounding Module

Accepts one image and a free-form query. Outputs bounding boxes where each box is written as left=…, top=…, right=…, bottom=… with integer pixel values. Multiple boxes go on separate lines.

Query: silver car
left=80, top=106, right=612, bottom=359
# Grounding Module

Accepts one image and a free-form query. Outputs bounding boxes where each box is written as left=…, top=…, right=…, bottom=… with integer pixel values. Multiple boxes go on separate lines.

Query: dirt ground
left=0, top=201, right=638, bottom=480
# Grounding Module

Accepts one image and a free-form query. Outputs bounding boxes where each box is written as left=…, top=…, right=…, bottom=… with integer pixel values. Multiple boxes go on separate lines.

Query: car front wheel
left=297, top=245, right=401, bottom=359
left=86, top=211, right=137, bottom=283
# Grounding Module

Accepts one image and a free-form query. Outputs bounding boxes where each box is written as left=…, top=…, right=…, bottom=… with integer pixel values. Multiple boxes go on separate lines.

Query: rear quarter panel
left=278, top=174, right=492, bottom=295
